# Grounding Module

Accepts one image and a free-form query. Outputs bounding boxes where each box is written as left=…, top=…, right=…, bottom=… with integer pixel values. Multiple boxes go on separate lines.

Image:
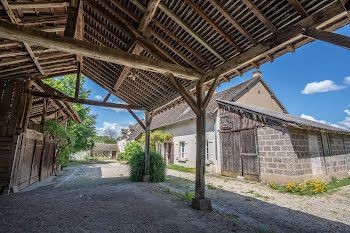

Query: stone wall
left=257, top=125, right=350, bottom=184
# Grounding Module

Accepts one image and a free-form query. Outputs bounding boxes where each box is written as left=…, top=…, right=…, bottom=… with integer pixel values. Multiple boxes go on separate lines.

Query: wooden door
left=240, top=129, right=259, bottom=181
left=220, top=132, right=242, bottom=177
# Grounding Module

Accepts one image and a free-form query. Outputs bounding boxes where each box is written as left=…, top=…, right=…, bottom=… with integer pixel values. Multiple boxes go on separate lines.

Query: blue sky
left=85, top=25, right=350, bottom=137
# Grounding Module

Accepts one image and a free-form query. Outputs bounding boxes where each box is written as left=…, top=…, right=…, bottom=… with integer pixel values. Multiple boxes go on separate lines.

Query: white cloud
left=96, top=121, right=134, bottom=138
left=103, top=100, right=142, bottom=113
left=344, top=76, right=350, bottom=85
left=339, top=109, right=350, bottom=129
left=95, top=95, right=103, bottom=101
left=301, top=80, right=346, bottom=94
left=300, top=114, right=343, bottom=129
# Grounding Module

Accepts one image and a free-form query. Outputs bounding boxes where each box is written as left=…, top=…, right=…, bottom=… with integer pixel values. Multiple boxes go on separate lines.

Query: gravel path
left=1, top=161, right=349, bottom=233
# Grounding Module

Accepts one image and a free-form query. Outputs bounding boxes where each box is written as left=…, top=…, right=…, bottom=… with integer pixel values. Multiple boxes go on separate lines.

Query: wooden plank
left=302, top=28, right=350, bottom=49
left=28, top=90, right=145, bottom=110
left=156, top=2, right=225, bottom=62
left=0, top=20, right=201, bottom=81
left=184, top=0, right=243, bottom=53
left=241, top=0, right=278, bottom=33
left=287, top=0, right=308, bottom=18
left=207, top=0, right=256, bottom=45
left=9, top=1, right=69, bottom=9
left=137, top=0, right=161, bottom=35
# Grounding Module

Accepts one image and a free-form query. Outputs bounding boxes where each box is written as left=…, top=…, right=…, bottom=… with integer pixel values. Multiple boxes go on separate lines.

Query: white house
left=124, top=71, right=287, bottom=173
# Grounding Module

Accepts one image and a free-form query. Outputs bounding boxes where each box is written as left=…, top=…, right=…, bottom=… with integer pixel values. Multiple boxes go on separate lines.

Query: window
left=180, top=142, right=185, bottom=159
left=321, top=133, right=330, bottom=156
left=206, top=140, right=209, bottom=160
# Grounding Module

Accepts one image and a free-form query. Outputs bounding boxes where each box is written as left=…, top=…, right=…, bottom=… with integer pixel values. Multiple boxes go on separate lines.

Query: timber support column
left=168, top=74, right=218, bottom=210
left=143, top=111, right=152, bottom=182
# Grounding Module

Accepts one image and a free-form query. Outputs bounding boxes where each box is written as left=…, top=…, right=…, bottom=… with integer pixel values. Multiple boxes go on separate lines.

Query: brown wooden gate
left=220, top=129, right=259, bottom=180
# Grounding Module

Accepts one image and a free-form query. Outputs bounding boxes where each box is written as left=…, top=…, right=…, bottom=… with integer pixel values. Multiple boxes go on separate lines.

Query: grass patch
left=327, top=177, right=350, bottom=193
left=167, top=164, right=196, bottom=174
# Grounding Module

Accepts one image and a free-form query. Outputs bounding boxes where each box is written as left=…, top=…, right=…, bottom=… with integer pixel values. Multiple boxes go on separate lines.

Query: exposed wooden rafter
left=0, top=20, right=201, bottom=80
left=241, top=0, right=278, bottom=33
left=302, top=28, right=350, bottom=50
left=287, top=0, right=308, bottom=18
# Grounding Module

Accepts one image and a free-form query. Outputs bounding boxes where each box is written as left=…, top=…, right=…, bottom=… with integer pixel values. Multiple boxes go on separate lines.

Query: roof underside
left=0, top=0, right=349, bottom=112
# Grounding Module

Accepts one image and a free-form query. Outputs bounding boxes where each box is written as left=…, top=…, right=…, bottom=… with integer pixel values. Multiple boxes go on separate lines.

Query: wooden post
left=167, top=73, right=214, bottom=210
left=143, top=111, right=151, bottom=182
left=191, top=80, right=212, bottom=210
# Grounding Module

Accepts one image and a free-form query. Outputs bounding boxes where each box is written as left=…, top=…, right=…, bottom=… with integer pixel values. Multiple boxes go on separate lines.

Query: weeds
left=166, top=164, right=196, bottom=174
left=207, top=183, right=216, bottom=190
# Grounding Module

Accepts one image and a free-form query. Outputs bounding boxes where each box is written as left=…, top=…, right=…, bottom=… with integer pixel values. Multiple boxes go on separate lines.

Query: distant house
left=217, top=100, right=350, bottom=184
left=124, top=71, right=287, bottom=173
left=117, top=125, right=137, bottom=153
left=92, top=143, right=119, bottom=159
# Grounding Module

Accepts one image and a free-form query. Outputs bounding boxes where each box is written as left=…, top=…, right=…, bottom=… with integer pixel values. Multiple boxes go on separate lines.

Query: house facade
left=126, top=71, right=288, bottom=174
left=217, top=100, right=350, bottom=184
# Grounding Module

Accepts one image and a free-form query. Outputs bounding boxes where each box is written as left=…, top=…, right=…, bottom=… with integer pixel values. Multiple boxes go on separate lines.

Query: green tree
left=93, top=136, right=118, bottom=144
left=139, top=130, right=173, bottom=150
left=43, top=74, right=96, bottom=153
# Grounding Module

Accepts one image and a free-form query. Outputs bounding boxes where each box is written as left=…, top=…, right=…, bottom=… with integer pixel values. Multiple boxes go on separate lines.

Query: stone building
left=92, top=143, right=119, bottom=159
left=217, top=100, right=350, bottom=184
left=126, top=71, right=288, bottom=173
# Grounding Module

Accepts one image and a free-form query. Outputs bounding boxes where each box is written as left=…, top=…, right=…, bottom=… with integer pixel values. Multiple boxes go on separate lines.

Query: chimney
left=253, top=70, right=262, bottom=78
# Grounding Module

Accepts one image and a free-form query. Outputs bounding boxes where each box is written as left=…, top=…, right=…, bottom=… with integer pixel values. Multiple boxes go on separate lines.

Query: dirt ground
left=1, top=161, right=349, bottom=233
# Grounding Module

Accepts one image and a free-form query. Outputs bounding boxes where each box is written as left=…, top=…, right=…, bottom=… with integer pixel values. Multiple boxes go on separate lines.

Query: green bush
left=129, top=150, right=165, bottom=182
left=117, top=141, right=142, bottom=161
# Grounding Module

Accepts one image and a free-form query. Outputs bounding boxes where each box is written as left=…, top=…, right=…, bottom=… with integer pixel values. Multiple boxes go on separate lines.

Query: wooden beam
left=167, top=74, right=200, bottom=116
left=184, top=0, right=243, bottom=53
left=24, top=42, right=45, bottom=75
left=75, top=62, right=81, bottom=99
left=64, top=0, right=84, bottom=39
left=207, top=0, right=256, bottom=45
left=8, top=1, right=69, bottom=9
left=0, top=20, right=201, bottom=80
left=202, top=76, right=219, bottom=109
left=30, top=108, right=63, bottom=119
left=103, top=93, right=111, bottom=103
left=302, top=28, right=350, bottom=49
left=28, top=91, right=145, bottom=110
left=241, top=0, right=278, bottom=33
left=113, top=43, right=143, bottom=91
left=156, top=2, right=225, bottom=62
left=287, top=0, right=308, bottom=18
left=143, top=111, right=151, bottom=180
left=203, top=1, right=346, bottom=79
left=138, top=0, right=161, bottom=35
left=1, top=0, right=45, bottom=75
left=341, top=0, right=350, bottom=17
left=127, top=109, right=145, bottom=130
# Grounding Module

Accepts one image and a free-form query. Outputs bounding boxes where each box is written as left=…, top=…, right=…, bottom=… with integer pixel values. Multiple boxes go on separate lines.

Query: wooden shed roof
left=0, top=0, right=349, bottom=112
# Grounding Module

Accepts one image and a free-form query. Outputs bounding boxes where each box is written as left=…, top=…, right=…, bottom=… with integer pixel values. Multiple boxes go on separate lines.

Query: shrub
left=118, top=141, right=142, bottom=161
left=129, top=150, right=165, bottom=182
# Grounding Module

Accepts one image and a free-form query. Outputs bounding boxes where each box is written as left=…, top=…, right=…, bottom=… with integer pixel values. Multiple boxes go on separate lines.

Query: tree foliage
left=43, top=74, right=97, bottom=155
left=118, top=141, right=142, bottom=161
left=139, top=130, right=173, bottom=150
left=93, top=136, right=118, bottom=144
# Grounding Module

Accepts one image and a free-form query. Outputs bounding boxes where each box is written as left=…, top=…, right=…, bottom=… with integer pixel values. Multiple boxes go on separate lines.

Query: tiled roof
left=217, top=100, right=350, bottom=134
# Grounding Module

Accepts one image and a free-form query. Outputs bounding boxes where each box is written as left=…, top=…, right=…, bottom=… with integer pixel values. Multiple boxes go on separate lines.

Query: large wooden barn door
left=220, top=132, right=242, bottom=177
left=240, top=129, right=259, bottom=181
left=220, top=129, right=259, bottom=180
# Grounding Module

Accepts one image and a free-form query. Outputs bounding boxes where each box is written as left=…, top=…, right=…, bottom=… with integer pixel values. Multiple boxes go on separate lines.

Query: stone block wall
left=257, top=125, right=350, bottom=184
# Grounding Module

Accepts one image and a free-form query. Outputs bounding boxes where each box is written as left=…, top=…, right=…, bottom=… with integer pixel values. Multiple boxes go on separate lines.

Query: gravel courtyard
left=1, top=161, right=349, bottom=233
